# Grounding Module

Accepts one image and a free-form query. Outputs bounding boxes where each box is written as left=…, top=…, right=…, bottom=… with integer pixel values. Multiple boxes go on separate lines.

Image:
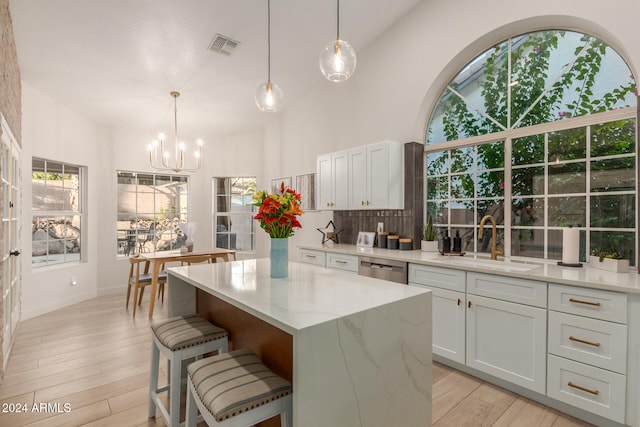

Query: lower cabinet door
left=547, top=354, right=626, bottom=423
left=466, top=295, right=547, bottom=394
left=412, top=285, right=465, bottom=364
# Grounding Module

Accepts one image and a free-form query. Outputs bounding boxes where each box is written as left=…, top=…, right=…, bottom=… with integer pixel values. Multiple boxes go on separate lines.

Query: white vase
left=421, top=240, right=439, bottom=252
left=185, top=237, right=194, bottom=252
left=589, top=256, right=629, bottom=273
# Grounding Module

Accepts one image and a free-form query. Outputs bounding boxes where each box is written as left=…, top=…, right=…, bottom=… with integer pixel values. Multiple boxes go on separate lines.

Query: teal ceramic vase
left=270, top=238, right=288, bottom=278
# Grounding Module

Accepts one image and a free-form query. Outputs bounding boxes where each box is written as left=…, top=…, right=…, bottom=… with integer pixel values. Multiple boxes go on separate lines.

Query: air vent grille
left=208, top=34, right=240, bottom=56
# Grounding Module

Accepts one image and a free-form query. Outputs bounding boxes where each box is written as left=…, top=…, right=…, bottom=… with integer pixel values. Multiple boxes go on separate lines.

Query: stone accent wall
left=0, top=0, right=21, bottom=382
left=333, top=142, right=424, bottom=249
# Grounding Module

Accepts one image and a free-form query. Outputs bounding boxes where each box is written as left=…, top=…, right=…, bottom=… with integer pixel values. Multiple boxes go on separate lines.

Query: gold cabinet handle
left=361, top=201, right=365, bottom=206
left=568, top=382, right=599, bottom=396
left=569, top=298, right=601, bottom=307
left=569, top=336, right=601, bottom=347
left=335, top=260, right=348, bottom=264
left=304, top=254, right=316, bottom=259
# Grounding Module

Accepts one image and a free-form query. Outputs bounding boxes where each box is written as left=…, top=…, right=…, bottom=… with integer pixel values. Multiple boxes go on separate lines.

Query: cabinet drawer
left=548, top=284, right=627, bottom=324
left=408, top=264, right=465, bottom=292
left=548, top=311, right=627, bottom=374
left=299, top=249, right=326, bottom=267
left=547, top=354, right=626, bottom=423
left=467, top=272, right=547, bottom=308
left=326, top=253, right=358, bottom=272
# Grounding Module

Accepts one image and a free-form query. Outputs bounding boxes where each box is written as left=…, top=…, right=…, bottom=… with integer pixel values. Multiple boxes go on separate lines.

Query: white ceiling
left=10, top=0, right=422, bottom=142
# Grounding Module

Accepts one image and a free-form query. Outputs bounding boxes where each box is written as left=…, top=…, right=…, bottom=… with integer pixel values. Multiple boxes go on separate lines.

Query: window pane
left=426, top=201, right=448, bottom=226
left=512, top=166, right=544, bottom=196
left=477, top=171, right=504, bottom=198
left=450, top=147, right=474, bottom=173
left=548, top=196, right=586, bottom=227
left=513, top=135, right=544, bottom=166
left=590, top=194, right=635, bottom=228
left=548, top=229, right=586, bottom=262
left=427, top=151, right=448, bottom=175
left=512, top=198, right=544, bottom=226
left=427, top=176, right=448, bottom=200
left=477, top=141, right=504, bottom=169
left=451, top=174, right=475, bottom=199
left=590, top=230, right=634, bottom=262
left=548, top=128, right=586, bottom=162
left=63, top=167, right=80, bottom=212
left=450, top=200, right=475, bottom=225
left=451, top=227, right=475, bottom=252
left=548, top=162, right=586, bottom=194
left=511, top=229, right=544, bottom=259
left=591, top=119, right=636, bottom=157
left=591, top=158, right=635, bottom=192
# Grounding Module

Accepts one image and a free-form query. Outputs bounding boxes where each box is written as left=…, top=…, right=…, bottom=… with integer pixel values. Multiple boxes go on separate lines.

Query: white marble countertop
left=299, top=243, right=640, bottom=294
left=167, top=258, right=429, bottom=334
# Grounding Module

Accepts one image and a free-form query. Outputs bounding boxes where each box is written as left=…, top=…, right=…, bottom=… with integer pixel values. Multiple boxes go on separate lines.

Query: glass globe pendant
left=319, top=0, right=356, bottom=82
left=319, top=38, right=357, bottom=82
left=255, top=80, right=283, bottom=112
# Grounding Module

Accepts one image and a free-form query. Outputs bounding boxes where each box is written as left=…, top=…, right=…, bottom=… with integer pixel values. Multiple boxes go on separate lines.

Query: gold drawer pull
left=568, top=382, right=599, bottom=396
left=569, top=336, right=601, bottom=347
left=305, top=254, right=317, bottom=258
left=569, top=298, right=601, bottom=307
left=335, top=260, right=348, bottom=264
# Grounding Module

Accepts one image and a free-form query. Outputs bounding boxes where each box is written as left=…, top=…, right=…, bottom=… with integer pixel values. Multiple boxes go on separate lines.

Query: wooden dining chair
left=126, top=255, right=167, bottom=317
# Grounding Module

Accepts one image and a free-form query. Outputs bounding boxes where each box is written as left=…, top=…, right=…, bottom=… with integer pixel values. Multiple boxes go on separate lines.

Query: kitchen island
left=166, top=258, right=432, bottom=427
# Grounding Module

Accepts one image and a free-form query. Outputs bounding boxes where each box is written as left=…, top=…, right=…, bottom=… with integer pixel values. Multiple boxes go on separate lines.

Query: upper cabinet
left=318, top=140, right=404, bottom=210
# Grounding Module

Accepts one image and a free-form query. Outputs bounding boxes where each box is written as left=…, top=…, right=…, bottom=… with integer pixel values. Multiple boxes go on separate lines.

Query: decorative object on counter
left=399, top=238, right=412, bottom=250
left=356, top=231, right=375, bottom=248
left=179, top=222, right=197, bottom=252
left=421, top=216, right=438, bottom=252
left=590, top=250, right=629, bottom=273
left=377, top=231, right=389, bottom=248
left=317, top=220, right=343, bottom=244
left=442, top=229, right=451, bottom=253
left=387, top=235, right=399, bottom=250
left=558, top=226, right=582, bottom=267
left=253, top=181, right=304, bottom=278
left=453, top=230, right=462, bottom=253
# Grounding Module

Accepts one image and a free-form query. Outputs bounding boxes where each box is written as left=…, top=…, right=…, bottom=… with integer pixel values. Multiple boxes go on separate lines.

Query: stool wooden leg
left=169, top=357, right=182, bottom=427
left=148, top=344, right=160, bottom=417
left=185, top=378, right=198, bottom=427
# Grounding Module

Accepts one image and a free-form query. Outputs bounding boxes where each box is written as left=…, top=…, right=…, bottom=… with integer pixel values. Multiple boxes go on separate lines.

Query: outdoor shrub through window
left=32, top=158, right=83, bottom=267
left=425, top=30, right=637, bottom=263
left=116, top=171, right=188, bottom=256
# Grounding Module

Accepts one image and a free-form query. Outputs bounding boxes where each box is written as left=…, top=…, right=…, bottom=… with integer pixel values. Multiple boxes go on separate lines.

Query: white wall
left=20, top=0, right=640, bottom=316
left=21, top=84, right=99, bottom=319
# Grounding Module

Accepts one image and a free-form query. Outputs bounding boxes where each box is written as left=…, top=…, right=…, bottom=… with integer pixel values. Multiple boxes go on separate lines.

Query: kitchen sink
left=448, top=257, right=541, bottom=272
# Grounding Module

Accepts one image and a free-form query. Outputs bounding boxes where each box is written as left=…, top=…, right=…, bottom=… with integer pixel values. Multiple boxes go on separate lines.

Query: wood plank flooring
left=0, top=293, right=594, bottom=426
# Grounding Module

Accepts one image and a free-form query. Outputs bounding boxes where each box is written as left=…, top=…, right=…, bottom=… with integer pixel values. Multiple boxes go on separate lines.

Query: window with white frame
left=425, top=30, right=637, bottom=264
left=32, top=158, right=84, bottom=267
left=116, top=171, right=188, bottom=256
left=212, top=177, right=256, bottom=252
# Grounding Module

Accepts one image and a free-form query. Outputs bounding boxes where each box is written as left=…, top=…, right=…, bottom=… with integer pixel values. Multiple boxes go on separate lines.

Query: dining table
left=139, top=247, right=236, bottom=317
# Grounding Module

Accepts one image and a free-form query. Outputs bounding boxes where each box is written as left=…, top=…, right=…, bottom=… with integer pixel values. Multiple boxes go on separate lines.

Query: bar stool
left=149, top=315, right=229, bottom=427
left=185, top=348, right=293, bottom=427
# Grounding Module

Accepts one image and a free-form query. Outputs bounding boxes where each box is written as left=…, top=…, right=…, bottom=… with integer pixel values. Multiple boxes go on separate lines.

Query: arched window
left=425, top=30, right=637, bottom=263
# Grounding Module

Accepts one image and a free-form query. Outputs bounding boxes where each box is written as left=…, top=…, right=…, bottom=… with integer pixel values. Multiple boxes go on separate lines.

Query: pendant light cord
left=267, top=0, right=271, bottom=82
left=336, top=0, right=340, bottom=39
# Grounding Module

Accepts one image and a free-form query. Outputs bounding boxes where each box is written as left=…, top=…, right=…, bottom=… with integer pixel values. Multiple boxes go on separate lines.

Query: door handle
left=9, top=250, right=20, bottom=257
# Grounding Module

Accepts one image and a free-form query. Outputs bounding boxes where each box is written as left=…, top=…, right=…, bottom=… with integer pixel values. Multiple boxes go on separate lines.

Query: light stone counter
left=298, top=243, right=640, bottom=294
left=167, top=258, right=432, bottom=427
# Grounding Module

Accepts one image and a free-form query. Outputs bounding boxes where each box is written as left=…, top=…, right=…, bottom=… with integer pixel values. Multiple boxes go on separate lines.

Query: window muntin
left=32, top=158, right=83, bottom=267
left=212, top=177, right=256, bottom=253
left=116, top=171, right=188, bottom=256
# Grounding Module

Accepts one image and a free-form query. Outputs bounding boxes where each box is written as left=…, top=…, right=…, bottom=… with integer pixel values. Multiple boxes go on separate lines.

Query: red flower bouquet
left=252, top=182, right=304, bottom=238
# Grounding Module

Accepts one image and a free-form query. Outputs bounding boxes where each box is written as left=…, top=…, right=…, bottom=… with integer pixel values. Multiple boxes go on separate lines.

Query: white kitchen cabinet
left=317, top=150, right=348, bottom=210
left=326, top=252, right=358, bottom=273
left=466, top=293, right=547, bottom=394
left=299, top=248, right=326, bottom=267
left=318, top=141, right=403, bottom=210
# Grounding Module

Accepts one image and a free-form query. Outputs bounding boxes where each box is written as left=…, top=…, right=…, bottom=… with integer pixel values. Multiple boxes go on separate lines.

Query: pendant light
left=319, top=0, right=357, bottom=82
left=255, top=0, right=283, bottom=112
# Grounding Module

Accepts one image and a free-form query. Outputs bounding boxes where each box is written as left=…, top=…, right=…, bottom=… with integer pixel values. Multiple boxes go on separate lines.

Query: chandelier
left=148, top=91, right=203, bottom=173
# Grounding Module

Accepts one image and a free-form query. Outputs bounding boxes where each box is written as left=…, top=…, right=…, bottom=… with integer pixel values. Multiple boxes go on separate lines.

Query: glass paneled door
left=1, top=115, right=21, bottom=374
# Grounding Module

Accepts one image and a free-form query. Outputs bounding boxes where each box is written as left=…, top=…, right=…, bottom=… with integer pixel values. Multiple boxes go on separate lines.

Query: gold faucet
left=478, top=215, right=504, bottom=260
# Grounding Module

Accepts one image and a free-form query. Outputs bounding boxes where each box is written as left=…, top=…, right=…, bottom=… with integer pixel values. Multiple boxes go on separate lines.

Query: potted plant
left=590, top=249, right=629, bottom=273
left=421, top=216, right=439, bottom=252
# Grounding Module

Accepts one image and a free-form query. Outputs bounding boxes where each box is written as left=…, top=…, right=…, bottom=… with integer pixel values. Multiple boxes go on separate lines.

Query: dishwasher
left=358, top=256, right=408, bottom=284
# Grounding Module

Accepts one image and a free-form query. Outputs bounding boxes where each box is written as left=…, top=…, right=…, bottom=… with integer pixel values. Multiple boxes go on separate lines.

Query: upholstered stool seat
left=149, top=315, right=229, bottom=427
left=186, top=348, right=293, bottom=427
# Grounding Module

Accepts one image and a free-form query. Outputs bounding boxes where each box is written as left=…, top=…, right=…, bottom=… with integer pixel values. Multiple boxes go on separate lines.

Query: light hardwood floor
left=0, top=293, right=594, bottom=427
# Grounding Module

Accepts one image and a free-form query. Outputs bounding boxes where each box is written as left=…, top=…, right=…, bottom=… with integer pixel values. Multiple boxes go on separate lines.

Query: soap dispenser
left=453, top=231, right=462, bottom=253
left=442, top=230, right=451, bottom=253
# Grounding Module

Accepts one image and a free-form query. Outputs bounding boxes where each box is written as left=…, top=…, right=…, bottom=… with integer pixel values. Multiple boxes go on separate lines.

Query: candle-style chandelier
left=148, top=91, right=203, bottom=173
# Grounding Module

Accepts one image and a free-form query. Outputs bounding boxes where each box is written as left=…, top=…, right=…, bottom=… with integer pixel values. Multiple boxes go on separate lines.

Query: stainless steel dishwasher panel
left=358, top=256, right=408, bottom=284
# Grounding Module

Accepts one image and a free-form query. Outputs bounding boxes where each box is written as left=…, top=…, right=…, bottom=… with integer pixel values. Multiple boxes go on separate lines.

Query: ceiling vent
left=208, top=34, right=240, bottom=56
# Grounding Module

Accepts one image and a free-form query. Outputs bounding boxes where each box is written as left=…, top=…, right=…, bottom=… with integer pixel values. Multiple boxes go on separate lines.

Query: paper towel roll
left=562, top=228, right=580, bottom=264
